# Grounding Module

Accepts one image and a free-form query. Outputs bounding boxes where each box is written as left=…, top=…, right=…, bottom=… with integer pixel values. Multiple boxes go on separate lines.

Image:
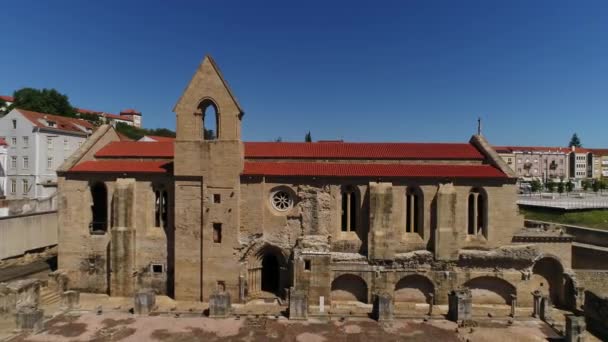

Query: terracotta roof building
left=0, top=108, right=94, bottom=199
left=56, top=56, right=577, bottom=317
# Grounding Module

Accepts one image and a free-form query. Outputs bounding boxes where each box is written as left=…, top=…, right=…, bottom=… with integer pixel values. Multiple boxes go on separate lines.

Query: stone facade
left=55, top=56, right=580, bottom=316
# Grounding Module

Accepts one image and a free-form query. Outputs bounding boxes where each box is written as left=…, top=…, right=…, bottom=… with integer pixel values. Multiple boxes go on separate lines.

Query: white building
left=0, top=108, right=93, bottom=199
left=0, top=138, right=8, bottom=197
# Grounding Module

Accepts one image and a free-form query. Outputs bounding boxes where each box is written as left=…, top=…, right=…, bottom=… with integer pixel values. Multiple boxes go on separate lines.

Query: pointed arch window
left=405, top=187, right=422, bottom=234
left=199, top=99, right=219, bottom=140
left=467, top=188, right=487, bottom=236
left=154, top=187, right=169, bottom=229
left=90, top=182, right=108, bottom=234
left=341, top=186, right=358, bottom=232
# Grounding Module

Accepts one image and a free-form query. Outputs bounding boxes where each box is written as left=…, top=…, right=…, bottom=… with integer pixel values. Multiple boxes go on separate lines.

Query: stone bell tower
left=173, top=56, right=244, bottom=301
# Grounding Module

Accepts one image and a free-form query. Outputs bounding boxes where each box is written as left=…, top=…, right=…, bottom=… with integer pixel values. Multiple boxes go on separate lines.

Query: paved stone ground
left=3, top=311, right=567, bottom=342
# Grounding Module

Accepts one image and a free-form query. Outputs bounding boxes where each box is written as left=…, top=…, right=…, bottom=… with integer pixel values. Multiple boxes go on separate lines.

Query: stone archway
left=331, top=274, right=368, bottom=304
left=464, top=276, right=516, bottom=305
left=532, top=256, right=564, bottom=307
left=244, top=243, right=289, bottom=299
left=394, top=274, right=435, bottom=303
left=261, top=254, right=280, bottom=295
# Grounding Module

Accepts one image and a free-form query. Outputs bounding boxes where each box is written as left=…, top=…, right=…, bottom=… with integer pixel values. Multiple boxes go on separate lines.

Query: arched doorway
left=331, top=274, right=368, bottom=304
left=394, top=275, right=434, bottom=303
left=464, top=276, right=515, bottom=305
left=245, top=243, right=288, bottom=300
left=261, top=254, right=280, bottom=295
left=532, top=257, right=564, bottom=307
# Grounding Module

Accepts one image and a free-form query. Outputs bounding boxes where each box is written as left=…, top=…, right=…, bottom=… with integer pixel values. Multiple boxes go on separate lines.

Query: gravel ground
left=5, top=311, right=567, bottom=342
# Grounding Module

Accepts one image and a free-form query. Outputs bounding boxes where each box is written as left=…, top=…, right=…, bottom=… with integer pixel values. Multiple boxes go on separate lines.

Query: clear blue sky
left=2, top=0, right=607, bottom=146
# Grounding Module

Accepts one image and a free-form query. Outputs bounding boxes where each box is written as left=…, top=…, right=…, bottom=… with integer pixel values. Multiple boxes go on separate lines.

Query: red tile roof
left=76, top=108, right=102, bottom=115
left=0, top=138, right=7, bottom=146
left=16, top=108, right=94, bottom=134
left=91, top=141, right=485, bottom=160
left=242, top=162, right=507, bottom=178
left=120, top=108, right=141, bottom=115
left=141, top=135, right=175, bottom=142
left=0, top=95, right=14, bottom=102
left=588, top=148, right=608, bottom=156
left=244, top=142, right=485, bottom=160
left=70, top=160, right=171, bottom=173
left=76, top=108, right=133, bottom=122
left=103, top=113, right=133, bottom=121
left=95, top=141, right=174, bottom=158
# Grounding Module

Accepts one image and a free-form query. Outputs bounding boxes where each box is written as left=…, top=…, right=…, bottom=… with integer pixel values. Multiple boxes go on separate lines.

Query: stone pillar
left=110, top=179, right=137, bottom=297
left=434, top=183, right=459, bottom=261
left=15, top=307, right=44, bottom=332
left=372, top=293, right=393, bottom=322
left=238, top=275, right=247, bottom=303
left=510, top=294, right=517, bottom=317
left=61, top=290, right=80, bottom=310
left=448, top=288, right=472, bottom=322
left=289, top=288, right=308, bottom=320
left=532, top=290, right=542, bottom=318
left=209, top=291, right=231, bottom=318
left=428, top=293, right=435, bottom=316
left=540, top=295, right=551, bottom=322
left=133, top=289, right=156, bottom=315
left=565, top=315, right=586, bottom=342
left=368, top=182, right=396, bottom=261
left=575, top=287, right=585, bottom=311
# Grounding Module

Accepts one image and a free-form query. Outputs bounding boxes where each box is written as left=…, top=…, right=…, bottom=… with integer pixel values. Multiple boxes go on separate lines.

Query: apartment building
left=495, top=146, right=570, bottom=181
left=0, top=108, right=93, bottom=199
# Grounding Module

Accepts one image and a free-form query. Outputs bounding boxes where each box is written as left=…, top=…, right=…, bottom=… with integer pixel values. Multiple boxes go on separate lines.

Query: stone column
left=532, top=290, right=542, bottom=318
left=448, top=288, right=472, bottom=322
left=428, top=293, right=435, bottom=316
left=15, top=307, right=44, bottom=332
left=434, top=183, right=459, bottom=261
left=289, top=288, right=308, bottom=320
left=133, top=288, right=156, bottom=315
left=372, top=293, right=393, bottom=322
left=510, top=294, right=517, bottom=317
left=209, top=290, right=231, bottom=318
left=238, top=275, right=247, bottom=304
left=565, top=315, right=586, bottom=342
left=540, top=295, right=551, bottom=322
left=110, top=179, right=137, bottom=297
left=61, top=290, right=80, bottom=310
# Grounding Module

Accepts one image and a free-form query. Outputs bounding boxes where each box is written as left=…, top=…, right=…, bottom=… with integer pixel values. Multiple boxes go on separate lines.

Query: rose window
left=271, top=191, right=293, bottom=212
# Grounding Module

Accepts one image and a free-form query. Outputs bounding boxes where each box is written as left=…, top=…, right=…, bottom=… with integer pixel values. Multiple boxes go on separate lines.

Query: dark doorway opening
left=261, top=254, right=280, bottom=295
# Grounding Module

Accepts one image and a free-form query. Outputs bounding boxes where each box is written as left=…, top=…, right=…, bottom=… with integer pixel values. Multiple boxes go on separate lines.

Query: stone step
left=40, top=289, right=61, bottom=305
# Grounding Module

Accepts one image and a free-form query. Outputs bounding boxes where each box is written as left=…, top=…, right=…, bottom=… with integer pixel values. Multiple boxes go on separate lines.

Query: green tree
left=557, top=181, right=564, bottom=194
left=566, top=180, right=575, bottom=193
left=115, top=122, right=176, bottom=141
left=600, top=179, right=607, bottom=193
left=305, top=131, right=312, bottom=142
left=581, top=179, right=590, bottom=191
left=9, top=88, right=76, bottom=117
left=545, top=180, right=556, bottom=193
left=592, top=179, right=600, bottom=193
left=568, top=133, right=582, bottom=148
left=0, top=98, right=6, bottom=116
left=530, top=179, right=542, bottom=193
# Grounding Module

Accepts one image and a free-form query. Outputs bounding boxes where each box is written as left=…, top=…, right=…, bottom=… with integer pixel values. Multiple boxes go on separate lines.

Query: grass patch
left=520, top=207, right=608, bottom=230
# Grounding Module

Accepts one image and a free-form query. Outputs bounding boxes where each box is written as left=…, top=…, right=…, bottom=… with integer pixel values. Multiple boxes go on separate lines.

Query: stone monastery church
left=56, top=56, right=575, bottom=315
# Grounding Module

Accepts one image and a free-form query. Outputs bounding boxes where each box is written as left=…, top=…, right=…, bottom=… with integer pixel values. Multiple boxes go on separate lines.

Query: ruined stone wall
left=58, top=175, right=173, bottom=296
left=58, top=176, right=113, bottom=293
left=575, top=270, right=608, bottom=295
